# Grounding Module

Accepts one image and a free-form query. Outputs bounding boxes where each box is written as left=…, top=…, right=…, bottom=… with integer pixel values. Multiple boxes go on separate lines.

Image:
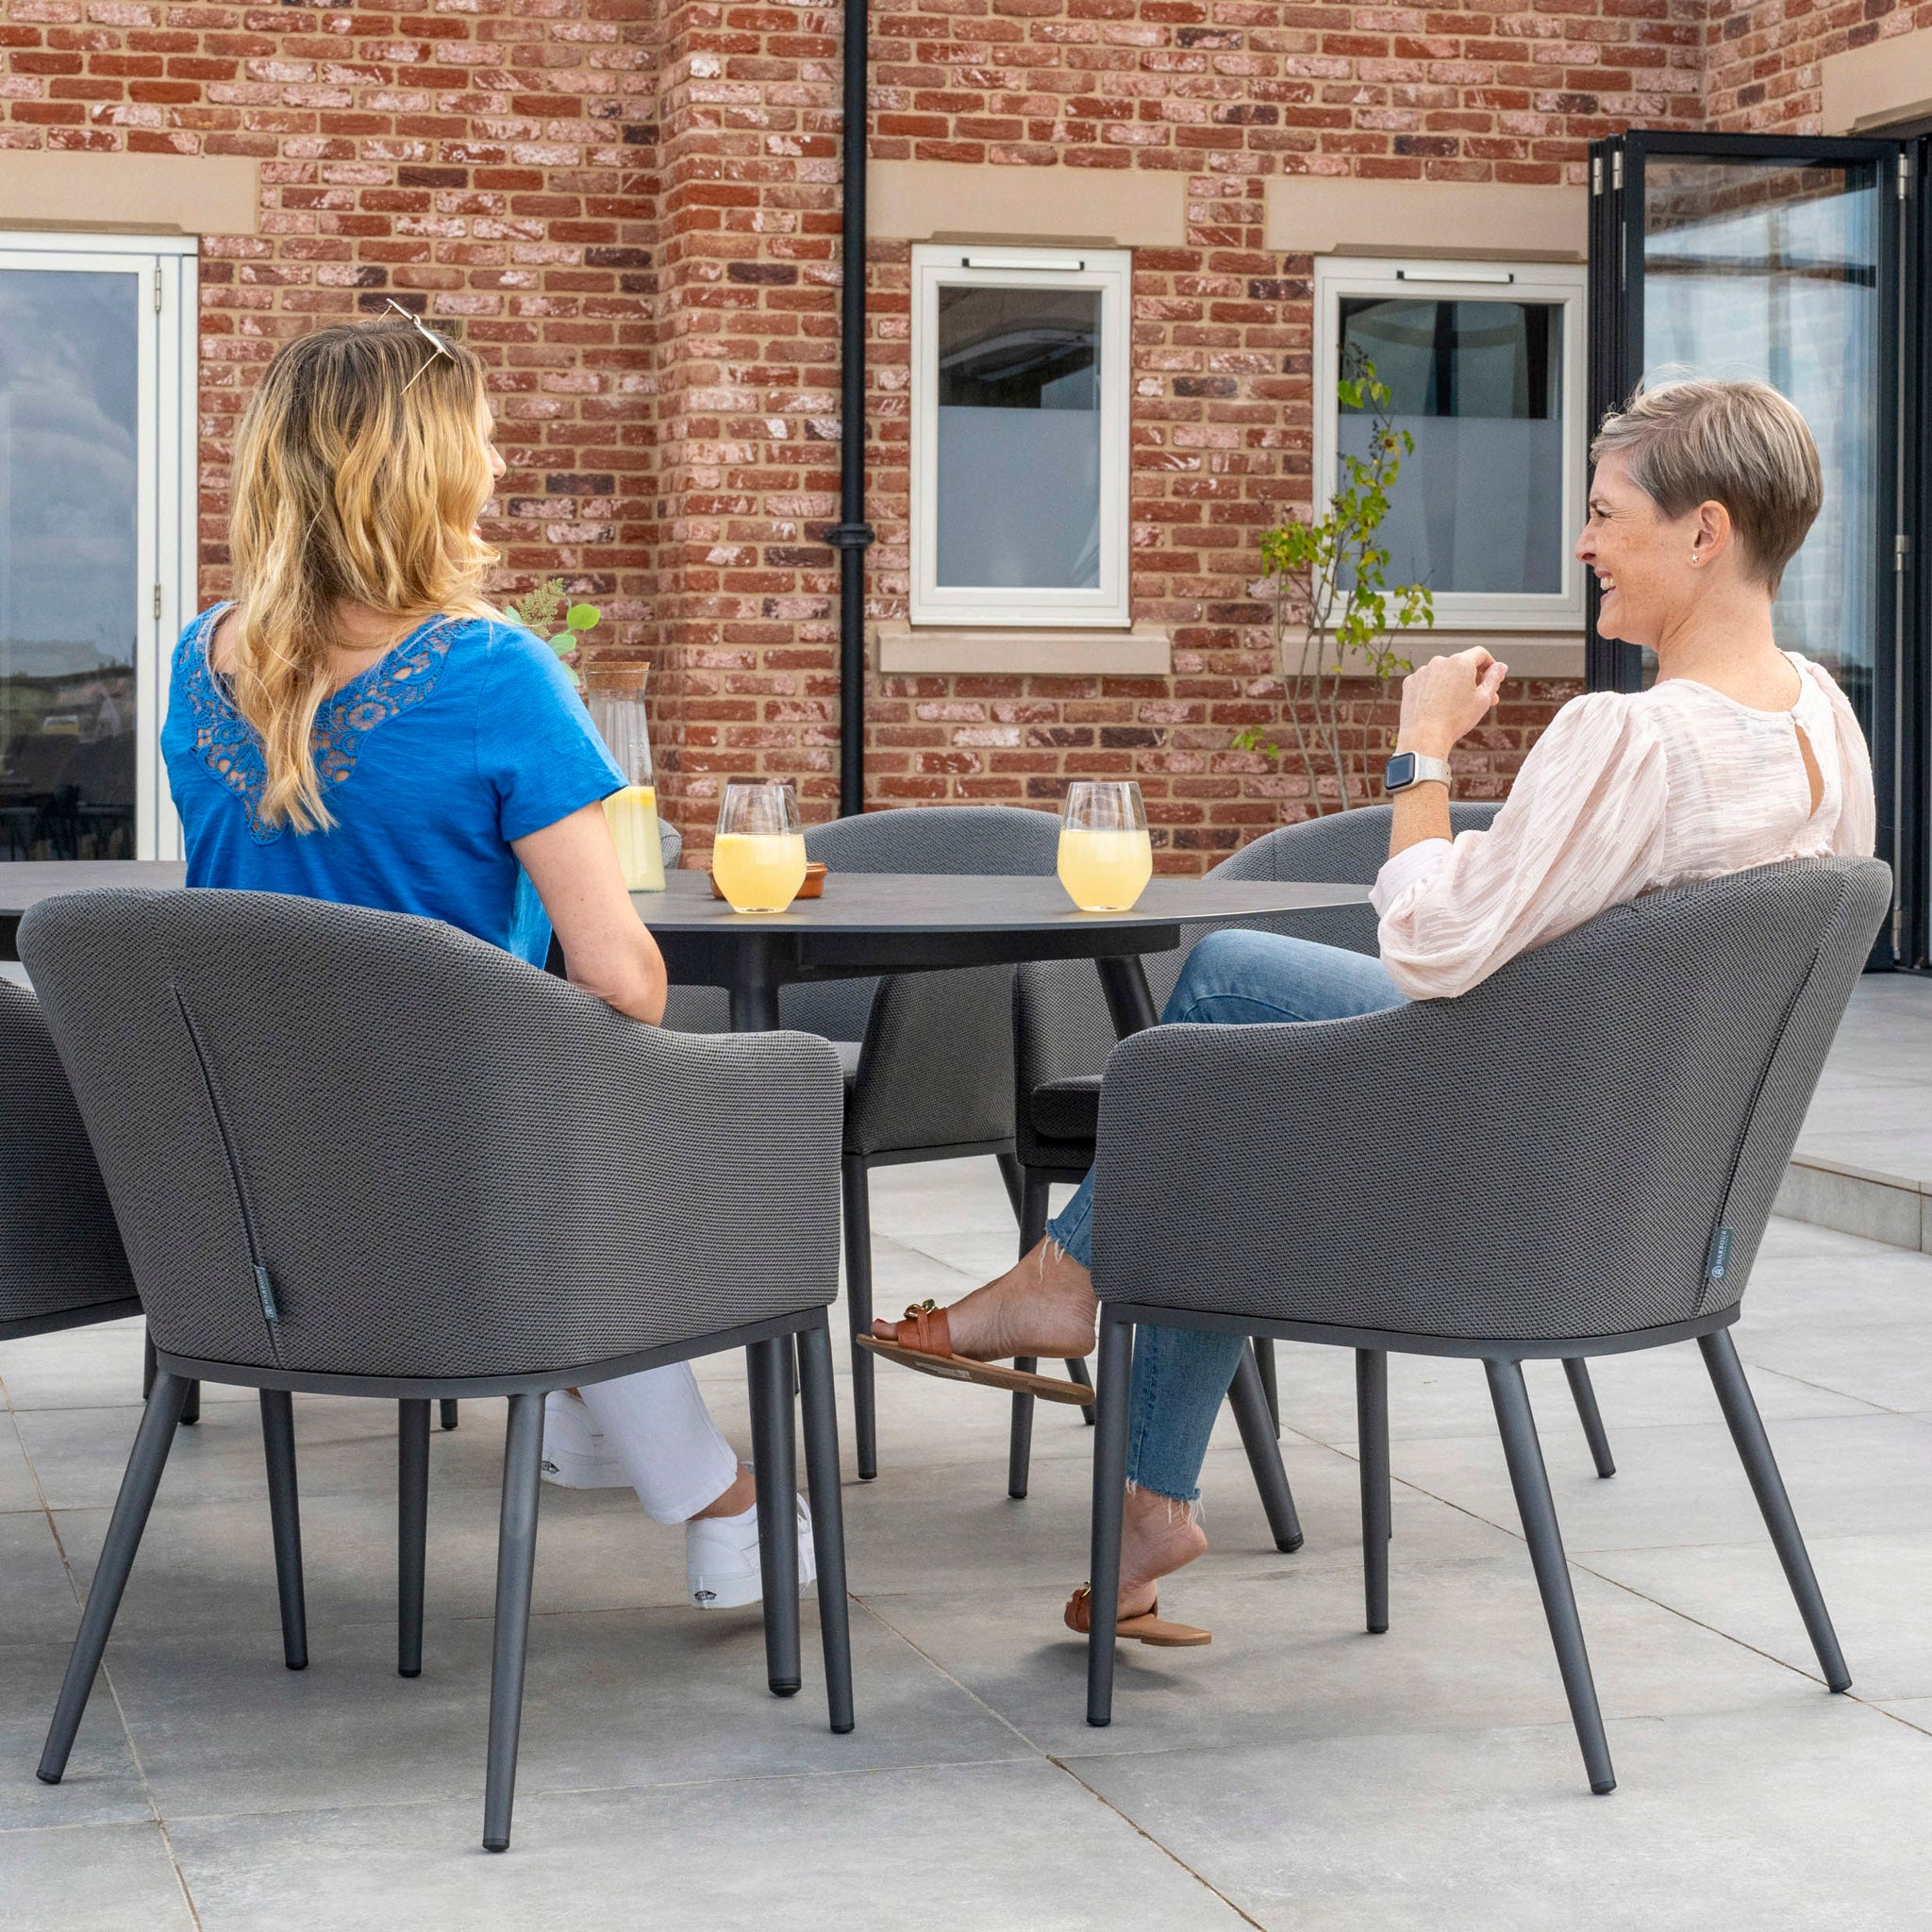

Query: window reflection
left=1642, top=159, right=1881, bottom=723
left=1338, top=296, right=1566, bottom=598
left=935, top=284, right=1102, bottom=591
left=0, top=268, right=139, bottom=860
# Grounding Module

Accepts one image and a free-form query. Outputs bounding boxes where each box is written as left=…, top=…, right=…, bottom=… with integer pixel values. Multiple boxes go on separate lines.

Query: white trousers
left=577, top=1364, right=741, bottom=1525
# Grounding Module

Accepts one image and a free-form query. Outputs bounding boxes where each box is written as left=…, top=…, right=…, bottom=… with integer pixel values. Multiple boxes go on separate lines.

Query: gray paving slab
left=1584, top=1533, right=1932, bottom=1705
left=0, top=1821, right=194, bottom=1931
left=1071, top=1698, right=1932, bottom=1932
left=872, top=1543, right=1824, bottom=1761
left=164, top=1761, right=1250, bottom=1932
left=100, top=1602, right=1027, bottom=1824
left=0, top=1644, right=150, bottom=1832
left=0, top=1413, right=42, bottom=1514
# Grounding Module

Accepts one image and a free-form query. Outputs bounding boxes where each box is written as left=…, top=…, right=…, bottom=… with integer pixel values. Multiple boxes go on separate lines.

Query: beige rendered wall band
left=868, top=161, right=1185, bottom=247
left=0, top=152, right=258, bottom=235
left=1266, top=177, right=1587, bottom=261
left=1823, top=27, right=1932, bottom=133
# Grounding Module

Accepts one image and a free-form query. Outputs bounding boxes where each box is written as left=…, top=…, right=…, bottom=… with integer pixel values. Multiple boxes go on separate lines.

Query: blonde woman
left=867, top=377, right=1876, bottom=1642
left=164, top=310, right=812, bottom=1610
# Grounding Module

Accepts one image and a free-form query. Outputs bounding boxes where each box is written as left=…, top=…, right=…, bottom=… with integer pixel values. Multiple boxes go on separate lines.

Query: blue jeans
left=1046, top=929, right=1407, bottom=1501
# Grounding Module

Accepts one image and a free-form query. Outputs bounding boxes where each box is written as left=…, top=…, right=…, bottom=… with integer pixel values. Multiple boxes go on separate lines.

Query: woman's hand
left=1396, top=647, right=1508, bottom=759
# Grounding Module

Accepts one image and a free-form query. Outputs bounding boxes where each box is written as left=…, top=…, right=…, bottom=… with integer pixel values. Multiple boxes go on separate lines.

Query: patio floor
left=5, top=1000, right=1932, bottom=1927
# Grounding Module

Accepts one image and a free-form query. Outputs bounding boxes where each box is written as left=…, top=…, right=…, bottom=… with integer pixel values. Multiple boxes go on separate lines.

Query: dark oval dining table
left=0, top=860, right=1371, bottom=1035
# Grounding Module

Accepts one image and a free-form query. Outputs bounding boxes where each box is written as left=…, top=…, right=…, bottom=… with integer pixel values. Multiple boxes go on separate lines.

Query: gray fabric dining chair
left=21, top=887, right=853, bottom=1853
left=663, top=804, right=1065, bottom=1482
left=1007, top=803, right=1615, bottom=1492
left=1079, top=857, right=1890, bottom=1795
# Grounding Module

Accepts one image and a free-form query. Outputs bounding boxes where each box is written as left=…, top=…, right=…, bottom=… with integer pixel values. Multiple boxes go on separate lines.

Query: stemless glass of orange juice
left=1058, top=780, right=1154, bottom=911
left=587, top=691, right=666, bottom=892
left=712, top=781, right=808, bottom=913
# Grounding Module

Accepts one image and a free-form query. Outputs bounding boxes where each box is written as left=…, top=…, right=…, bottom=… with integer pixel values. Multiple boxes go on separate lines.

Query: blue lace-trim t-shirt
left=163, top=605, right=623, bottom=965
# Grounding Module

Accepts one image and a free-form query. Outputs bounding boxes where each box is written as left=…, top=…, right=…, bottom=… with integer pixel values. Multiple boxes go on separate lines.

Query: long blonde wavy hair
left=225, top=314, right=499, bottom=833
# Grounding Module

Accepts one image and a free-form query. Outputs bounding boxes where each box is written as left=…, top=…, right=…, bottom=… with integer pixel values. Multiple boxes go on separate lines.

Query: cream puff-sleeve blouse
left=1370, top=653, right=1876, bottom=1001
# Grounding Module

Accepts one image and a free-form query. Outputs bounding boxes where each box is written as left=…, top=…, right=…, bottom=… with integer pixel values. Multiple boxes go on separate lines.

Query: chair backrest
left=20, top=889, right=842, bottom=1379
left=781, top=806, right=1061, bottom=1043
left=0, top=982, right=139, bottom=1337
left=1015, top=803, right=1499, bottom=1108
left=659, top=817, right=683, bottom=871
left=1093, top=857, right=1891, bottom=1339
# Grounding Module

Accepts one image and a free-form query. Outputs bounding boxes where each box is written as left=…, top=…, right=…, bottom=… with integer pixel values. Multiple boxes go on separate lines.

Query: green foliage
left=1233, top=350, right=1433, bottom=812
left=508, top=578, right=600, bottom=688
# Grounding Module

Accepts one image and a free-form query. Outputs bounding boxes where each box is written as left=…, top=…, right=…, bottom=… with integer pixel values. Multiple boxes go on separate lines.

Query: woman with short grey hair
left=865, top=377, right=1876, bottom=1646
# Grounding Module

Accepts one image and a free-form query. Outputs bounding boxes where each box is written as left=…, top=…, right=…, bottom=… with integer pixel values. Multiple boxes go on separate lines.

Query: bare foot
left=1117, top=1483, right=1208, bottom=1619
left=872, top=1237, right=1097, bottom=1361
left=691, top=1462, right=757, bottom=1521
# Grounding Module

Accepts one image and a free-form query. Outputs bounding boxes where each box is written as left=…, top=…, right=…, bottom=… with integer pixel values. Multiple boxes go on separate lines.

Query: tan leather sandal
left=1064, top=1583, right=1210, bottom=1647
left=856, top=1300, right=1094, bottom=1405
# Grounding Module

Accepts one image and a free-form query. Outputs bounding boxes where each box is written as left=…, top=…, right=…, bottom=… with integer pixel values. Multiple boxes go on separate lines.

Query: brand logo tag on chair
left=1705, top=1226, right=1733, bottom=1282
left=254, top=1264, right=280, bottom=1325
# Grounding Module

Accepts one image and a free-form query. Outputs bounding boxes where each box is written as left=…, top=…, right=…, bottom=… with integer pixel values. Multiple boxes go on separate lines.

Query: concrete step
left=1777, top=1151, right=1931, bottom=1253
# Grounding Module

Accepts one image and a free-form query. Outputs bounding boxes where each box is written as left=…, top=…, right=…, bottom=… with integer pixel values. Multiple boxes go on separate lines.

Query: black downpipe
left=830, top=0, right=874, bottom=817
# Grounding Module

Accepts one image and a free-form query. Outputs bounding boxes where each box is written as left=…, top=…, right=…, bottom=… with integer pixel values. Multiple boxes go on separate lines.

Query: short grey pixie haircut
left=1591, top=378, right=1823, bottom=592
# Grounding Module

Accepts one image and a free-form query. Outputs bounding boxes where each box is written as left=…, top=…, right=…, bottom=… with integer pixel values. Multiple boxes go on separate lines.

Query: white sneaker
left=686, top=1494, right=816, bottom=1610
left=539, top=1390, right=627, bottom=1490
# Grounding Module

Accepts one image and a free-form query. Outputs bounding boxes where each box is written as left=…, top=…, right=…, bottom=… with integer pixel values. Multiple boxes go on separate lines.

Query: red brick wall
left=0, top=0, right=1716, bottom=866
left=0, top=0, right=664, bottom=674
left=1704, top=0, right=1924, bottom=131
left=655, top=0, right=1706, bottom=861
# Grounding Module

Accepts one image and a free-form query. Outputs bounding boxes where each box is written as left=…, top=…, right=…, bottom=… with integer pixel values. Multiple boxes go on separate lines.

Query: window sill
left=1283, top=628, right=1585, bottom=681
left=874, top=622, right=1173, bottom=677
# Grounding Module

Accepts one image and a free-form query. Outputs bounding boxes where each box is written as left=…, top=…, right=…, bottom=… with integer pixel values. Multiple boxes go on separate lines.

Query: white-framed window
left=0, top=231, right=198, bottom=861
left=910, top=243, right=1132, bottom=629
left=1312, top=257, right=1588, bottom=632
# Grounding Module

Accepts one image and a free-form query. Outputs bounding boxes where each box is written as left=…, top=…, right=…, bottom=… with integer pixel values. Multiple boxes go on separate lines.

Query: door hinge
left=1896, top=533, right=1910, bottom=572
left=1591, top=154, right=1602, bottom=197
left=1611, top=148, right=1624, bottom=192
left=154, top=266, right=163, bottom=313
left=153, top=583, right=163, bottom=619
left=1899, top=154, right=1911, bottom=200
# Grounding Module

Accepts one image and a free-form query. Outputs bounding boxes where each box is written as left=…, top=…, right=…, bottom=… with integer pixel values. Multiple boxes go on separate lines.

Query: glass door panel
left=1641, top=156, right=1886, bottom=724
left=0, top=264, right=143, bottom=860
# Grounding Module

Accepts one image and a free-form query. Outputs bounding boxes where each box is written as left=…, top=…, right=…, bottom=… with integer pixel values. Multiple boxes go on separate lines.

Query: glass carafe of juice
left=712, top=780, right=808, bottom=912
left=588, top=690, right=666, bottom=891
left=1058, top=780, right=1154, bottom=911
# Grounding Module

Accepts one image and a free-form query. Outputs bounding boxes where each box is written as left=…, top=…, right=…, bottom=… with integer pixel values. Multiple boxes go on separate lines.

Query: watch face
left=1384, top=752, right=1416, bottom=791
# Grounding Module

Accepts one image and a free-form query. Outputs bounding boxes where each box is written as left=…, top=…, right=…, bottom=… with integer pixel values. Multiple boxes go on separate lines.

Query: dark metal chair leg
left=1563, top=1358, right=1615, bottom=1477
left=995, top=1149, right=1024, bottom=1226
left=1357, top=1349, right=1390, bottom=1634
left=1255, top=1337, right=1280, bottom=1436
left=39, top=1373, right=189, bottom=1783
left=1008, top=1362, right=1038, bottom=1500
left=841, top=1156, right=877, bottom=1481
left=1485, top=1357, right=1615, bottom=1794
left=398, top=1399, right=430, bottom=1679
left=142, top=1328, right=156, bottom=1399
left=258, top=1390, right=308, bottom=1670
left=1086, top=1314, right=1133, bottom=1727
left=748, top=1337, right=803, bottom=1697
left=180, top=1377, right=200, bottom=1425
left=796, top=1315, right=855, bottom=1733
left=439, top=1399, right=459, bottom=1431
left=1700, top=1328, right=1850, bottom=1690
left=1230, top=1343, right=1303, bottom=1552
left=481, top=1391, right=545, bottom=1853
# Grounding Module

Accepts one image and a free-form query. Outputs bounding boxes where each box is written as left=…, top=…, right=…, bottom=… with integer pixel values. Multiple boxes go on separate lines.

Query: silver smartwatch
left=1383, top=751, right=1453, bottom=796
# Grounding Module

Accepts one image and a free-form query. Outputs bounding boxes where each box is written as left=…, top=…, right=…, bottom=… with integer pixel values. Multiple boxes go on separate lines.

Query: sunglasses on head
left=384, top=299, right=455, bottom=391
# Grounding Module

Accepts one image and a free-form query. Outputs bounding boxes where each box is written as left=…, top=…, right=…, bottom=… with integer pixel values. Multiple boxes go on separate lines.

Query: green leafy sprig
left=509, top=577, right=600, bottom=689
left=1233, top=350, right=1434, bottom=812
